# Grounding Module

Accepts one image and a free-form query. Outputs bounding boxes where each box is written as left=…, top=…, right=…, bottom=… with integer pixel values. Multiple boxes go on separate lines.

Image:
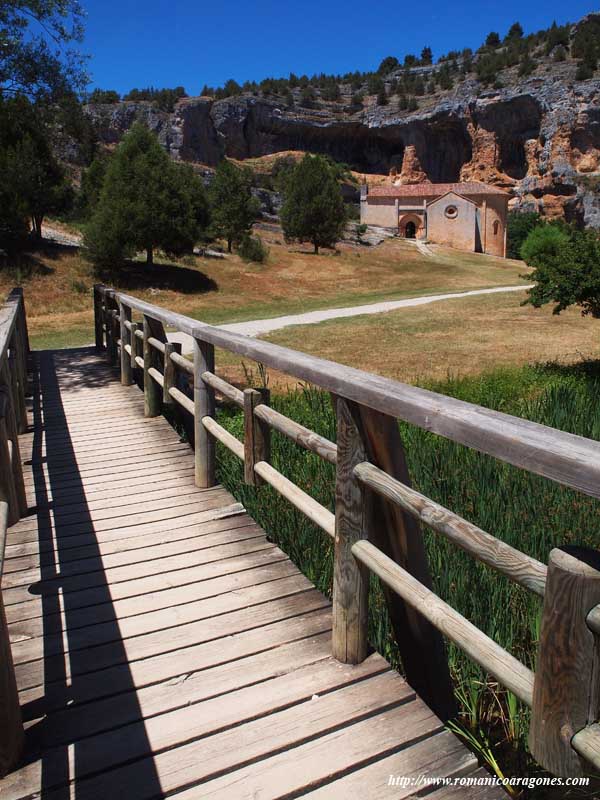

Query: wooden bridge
left=1, top=286, right=600, bottom=798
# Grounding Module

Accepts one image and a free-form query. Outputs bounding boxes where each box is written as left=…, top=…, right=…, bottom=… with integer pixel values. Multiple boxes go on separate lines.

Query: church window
left=444, top=205, right=458, bottom=219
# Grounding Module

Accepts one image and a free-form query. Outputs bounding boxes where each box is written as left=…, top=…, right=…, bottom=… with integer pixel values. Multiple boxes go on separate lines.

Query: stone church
left=360, top=180, right=510, bottom=258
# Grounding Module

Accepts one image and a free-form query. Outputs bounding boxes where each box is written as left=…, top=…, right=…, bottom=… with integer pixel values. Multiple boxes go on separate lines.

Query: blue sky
left=83, top=0, right=597, bottom=95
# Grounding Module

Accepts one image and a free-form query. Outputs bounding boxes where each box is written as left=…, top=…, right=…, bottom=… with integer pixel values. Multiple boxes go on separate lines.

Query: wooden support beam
left=129, top=322, right=140, bottom=372
left=530, top=547, right=600, bottom=777
left=193, top=339, right=215, bottom=488
left=355, top=406, right=456, bottom=721
left=119, top=302, right=133, bottom=386
left=163, top=342, right=181, bottom=406
left=0, top=370, right=26, bottom=518
left=244, top=387, right=270, bottom=486
left=143, top=316, right=162, bottom=418
left=0, top=578, right=24, bottom=777
left=332, top=397, right=370, bottom=664
left=93, top=284, right=104, bottom=350
left=0, top=410, right=18, bottom=527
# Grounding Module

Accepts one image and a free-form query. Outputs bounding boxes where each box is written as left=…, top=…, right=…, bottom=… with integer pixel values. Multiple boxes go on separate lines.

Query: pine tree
left=84, top=123, right=209, bottom=267
left=280, top=154, right=346, bottom=254
left=208, top=159, right=259, bottom=253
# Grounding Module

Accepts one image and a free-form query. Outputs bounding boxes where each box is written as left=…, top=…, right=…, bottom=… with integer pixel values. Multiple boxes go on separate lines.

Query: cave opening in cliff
left=499, top=138, right=528, bottom=180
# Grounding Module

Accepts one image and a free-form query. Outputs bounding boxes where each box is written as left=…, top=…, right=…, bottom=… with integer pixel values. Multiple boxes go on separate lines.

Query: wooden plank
left=303, top=729, right=477, bottom=799
left=163, top=694, right=442, bottom=800
left=19, top=602, right=332, bottom=713
left=20, top=671, right=415, bottom=800
left=16, top=588, right=327, bottom=690
left=7, top=543, right=286, bottom=635
left=7, top=656, right=392, bottom=798
left=2, top=509, right=250, bottom=603
left=11, top=563, right=305, bottom=664
left=34, top=631, right=335, bottom=746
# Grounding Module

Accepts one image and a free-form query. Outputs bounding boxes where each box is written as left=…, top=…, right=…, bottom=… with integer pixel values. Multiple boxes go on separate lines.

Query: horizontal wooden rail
left=134, top=355, right=144, bottom=369
left=202, top=371, right=244, bottom=407
left=148, top=367, right=164, bottom=388
left=202, top=416, right=244, bottom=460
left=107, top=290, right=600, bottom=501
left=254, top=461, right=335, bottom=539
left=354, top=461, right=547, bottom=597
left=170, top=350, right=193, bottom=376
left=148, top=336, right=165, bottom=354
left=168, top=386, right=194, bottom=415
left=254, top=404, right=337, bottom=465
left=352, top=539, right=535, bottom=706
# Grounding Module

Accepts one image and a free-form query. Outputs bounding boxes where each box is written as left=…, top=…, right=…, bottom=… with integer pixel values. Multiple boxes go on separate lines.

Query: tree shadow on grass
left=97, top=259, right=218, bottom=295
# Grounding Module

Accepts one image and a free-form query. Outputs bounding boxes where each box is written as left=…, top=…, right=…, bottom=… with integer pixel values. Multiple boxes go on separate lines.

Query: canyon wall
left=85, top=72, right=600, bottom=227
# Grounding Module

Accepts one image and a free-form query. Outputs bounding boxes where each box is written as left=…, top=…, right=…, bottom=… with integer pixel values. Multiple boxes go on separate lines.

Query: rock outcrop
left=84, top=68, right=600, bottom=227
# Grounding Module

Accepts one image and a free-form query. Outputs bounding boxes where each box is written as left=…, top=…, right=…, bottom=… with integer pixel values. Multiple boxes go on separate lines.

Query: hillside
left=83, top=14, right=600, bottom=226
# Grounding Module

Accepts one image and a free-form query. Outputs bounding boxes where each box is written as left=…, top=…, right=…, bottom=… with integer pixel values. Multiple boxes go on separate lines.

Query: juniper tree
left=208, top=159, right=259, bottom=253
left=84, top=123, right=209, bottom=267
left=280, top=154, right=346, bottom=254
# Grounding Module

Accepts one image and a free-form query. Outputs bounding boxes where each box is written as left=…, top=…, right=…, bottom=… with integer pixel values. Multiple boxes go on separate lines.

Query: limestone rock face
left=84, top=73, right=600, bottom=227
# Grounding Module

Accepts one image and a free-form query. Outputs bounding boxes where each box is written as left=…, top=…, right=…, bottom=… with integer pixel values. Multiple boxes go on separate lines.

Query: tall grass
left=215, top=361, right=600, bottom=793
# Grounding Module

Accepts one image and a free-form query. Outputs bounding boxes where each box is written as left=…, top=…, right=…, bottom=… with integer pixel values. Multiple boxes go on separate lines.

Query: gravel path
left=168, top=284, right=533, bottom=353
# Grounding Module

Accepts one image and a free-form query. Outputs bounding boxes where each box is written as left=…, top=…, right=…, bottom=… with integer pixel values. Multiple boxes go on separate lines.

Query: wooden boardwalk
left=0, top=347, right=500, bottom=798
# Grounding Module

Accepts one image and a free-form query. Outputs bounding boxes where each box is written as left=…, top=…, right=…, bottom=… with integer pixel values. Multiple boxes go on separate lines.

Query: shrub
left=238, top=233, right=268, bottom=263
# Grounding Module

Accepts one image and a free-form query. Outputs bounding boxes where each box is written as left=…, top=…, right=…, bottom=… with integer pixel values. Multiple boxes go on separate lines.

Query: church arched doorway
left=405, top=221, right=416, bottom=239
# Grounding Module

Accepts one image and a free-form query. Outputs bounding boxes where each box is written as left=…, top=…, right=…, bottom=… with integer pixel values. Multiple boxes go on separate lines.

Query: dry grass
left=216, top=290, right=598, bottom=391
left=1, top=226, right=529, bottom=349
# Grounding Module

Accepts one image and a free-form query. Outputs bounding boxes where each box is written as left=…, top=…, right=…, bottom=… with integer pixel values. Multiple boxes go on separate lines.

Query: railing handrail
left=96, top=284, right=600, bottom=779
left=107, top=289, right=600, bottom=501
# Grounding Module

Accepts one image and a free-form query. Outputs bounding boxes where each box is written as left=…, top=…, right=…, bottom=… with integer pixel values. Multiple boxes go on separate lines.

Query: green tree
left=0, top=0, right=86, bottom=101
left=522, top=223, right=600, bottom=317
left=485, top=31, right=501, bottom=48
left=420, top=46, right=433, bottom=65
left=377, top=56, right=399, bottom=75
left=84, top=123, right=208, bottom=267
left=505, top=22, right=524, bottom=41
left=0, top=95, right=72, bottom=240
left=208, top=159, right=259, bottom=253
left=506, top=210, right=543, bottom=259
left=280, top=154, right=346, bottom=254
left=76, top=152, right=111, bottom=219
left=88, top=89, right=120, bottom=104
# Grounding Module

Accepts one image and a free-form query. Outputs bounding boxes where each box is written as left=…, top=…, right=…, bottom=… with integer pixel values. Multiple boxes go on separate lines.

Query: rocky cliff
left=85, top=58, right=600, bottom=227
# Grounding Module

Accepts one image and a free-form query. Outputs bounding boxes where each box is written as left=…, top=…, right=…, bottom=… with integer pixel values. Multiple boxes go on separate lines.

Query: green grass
left=29, top=327, right=95, bottom=351
left=215, top=361, right=600, bottom=795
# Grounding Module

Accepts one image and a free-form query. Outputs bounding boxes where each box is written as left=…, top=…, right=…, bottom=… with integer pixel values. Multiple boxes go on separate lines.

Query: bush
left=520, top=221, right=569, bottom=264
left=238, top=233, right=268, bottom=263
left=506, top=211, right=543, bottom=259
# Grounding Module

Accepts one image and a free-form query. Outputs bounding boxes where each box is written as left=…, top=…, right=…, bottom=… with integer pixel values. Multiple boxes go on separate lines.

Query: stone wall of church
left=427, top=194, right=477, bottom=252
left=483, top=196, right=508, bottom=257
left=360, top=197, right=398, bottom=227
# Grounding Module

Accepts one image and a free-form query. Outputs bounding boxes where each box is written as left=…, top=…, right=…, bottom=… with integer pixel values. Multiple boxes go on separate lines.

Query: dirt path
left=168, top=284, right=533, bottom=352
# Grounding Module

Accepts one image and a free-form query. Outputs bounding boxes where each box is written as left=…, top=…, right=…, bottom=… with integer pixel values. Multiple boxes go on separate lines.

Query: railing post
left=0, top=569, right=24, bottom=777
left=332, top=397, right=370, bottom=664
left=93, top=284, right=104, bottom=350
left=0, top=398, right=19, bottom=527
left=8, top=340, right=26, bottom=435
left=0, top=373, right=26, bottom=519
left=193, top=338, right=215, bottom=488
left=353, top=406, right=456, bottom=721
left=244, top=387, right=271, bottom=486
left=119, top=301, right=133, bottom=386
left=130, top=322, right=140, bottom=372
left=110, top=309, right=119, bottom=365
left=163, top=342, right=181, bottom=406
left=143, top=316, right=161, bottom=418
left=530, top=547, right=600, bottom=777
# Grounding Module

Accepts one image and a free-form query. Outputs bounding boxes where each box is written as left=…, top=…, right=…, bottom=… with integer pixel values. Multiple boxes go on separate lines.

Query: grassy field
left=2, top=226, right=528, bottom=350
left=215, top=362, right=600, bottom=797
left=213, top=290, right=597, bottom=389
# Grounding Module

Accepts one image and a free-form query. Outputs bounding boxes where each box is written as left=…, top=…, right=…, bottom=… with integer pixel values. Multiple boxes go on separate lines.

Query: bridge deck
left=0, top=347, right=500, bottom=799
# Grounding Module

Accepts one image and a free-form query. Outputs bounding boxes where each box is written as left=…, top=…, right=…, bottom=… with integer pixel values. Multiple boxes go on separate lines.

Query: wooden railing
left=0, top=289, right=29, bottom=778
left=94, top=284, right=600, bottom=779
